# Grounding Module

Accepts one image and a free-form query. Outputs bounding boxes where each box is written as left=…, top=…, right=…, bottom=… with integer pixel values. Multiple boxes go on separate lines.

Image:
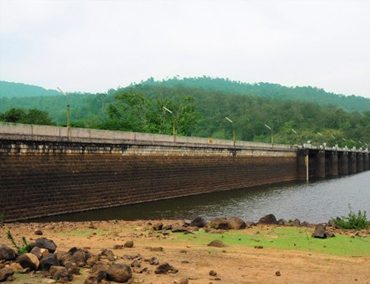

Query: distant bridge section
left=0, top=123, right=368, bottom=221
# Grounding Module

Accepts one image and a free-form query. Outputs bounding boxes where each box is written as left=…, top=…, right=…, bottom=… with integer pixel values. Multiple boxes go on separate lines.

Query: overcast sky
left=1, top=0, right=370, bottom=97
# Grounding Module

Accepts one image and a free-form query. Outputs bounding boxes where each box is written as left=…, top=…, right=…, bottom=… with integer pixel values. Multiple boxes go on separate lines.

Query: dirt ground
left=1, top=220, right=370, bottom=284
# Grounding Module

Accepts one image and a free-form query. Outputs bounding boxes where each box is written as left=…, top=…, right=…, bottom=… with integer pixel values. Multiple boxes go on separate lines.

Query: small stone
left=209, top=270, right=217, bottom=276
left=179, top=278, right=189, bottom=284
left=155, top=263, right=178, bottom=274
left=275, top=271, right=281, bottom=276
left=34, top=229, right=43, bottom=235
left=207, top=240, right=226, bottom=247
left=124, top=241, right=134, bottom=248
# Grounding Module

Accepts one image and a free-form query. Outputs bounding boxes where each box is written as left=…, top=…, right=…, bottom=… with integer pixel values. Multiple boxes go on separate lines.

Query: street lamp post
left=163, top=106, right=176, bottom=136
left=225, top=117, right=235, bottom=146
left=57, top=87, right=71, bottom=139
left=265, top=124, right=273, bottom=147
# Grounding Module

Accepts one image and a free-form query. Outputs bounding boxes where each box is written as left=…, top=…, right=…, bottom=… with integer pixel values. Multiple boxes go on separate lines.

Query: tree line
left=1, top=77, right=370, bottom=149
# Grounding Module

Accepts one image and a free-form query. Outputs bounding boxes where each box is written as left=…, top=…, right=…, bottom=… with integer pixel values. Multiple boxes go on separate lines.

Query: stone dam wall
left=0, top=124, right=299, bottom=221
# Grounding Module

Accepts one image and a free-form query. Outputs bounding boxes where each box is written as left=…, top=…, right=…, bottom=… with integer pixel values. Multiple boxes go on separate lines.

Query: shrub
left=6, top=231, right=32, bottom=254
left=332, top=207, right=369, bottom=230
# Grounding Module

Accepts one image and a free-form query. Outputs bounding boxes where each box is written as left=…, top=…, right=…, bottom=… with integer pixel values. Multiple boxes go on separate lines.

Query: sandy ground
left=1, top=220, right=370, bottom=284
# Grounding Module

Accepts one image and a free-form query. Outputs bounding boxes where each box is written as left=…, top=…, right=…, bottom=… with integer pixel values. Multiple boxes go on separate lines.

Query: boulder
left=40, top=253, right=59, bottom=271
left=0, top=245, right=16, bottom=261
left=107, top=263, right=132, bottom=283
left=207, top=240, right=226, bottom=247
left=209, top=217, right=229, bottom=230
left=277, top=219, right=289, bottom=226
left=16, top=253, right=40, bottom=270
left=34, top=238, right=57, bottom=253
left=49, top=265, right=73, bottom=281
left=190, top=217, right=207, bottom=228
left=72, top=249, right=88, bottom=267
left=228, top=217, right=246, bottom=230
left=258, top=214, right=277, bottom=225
left=0, top=268, right=14, bottom=282
left=30, top=246, right=49, bottom=260
left=292, top=219, right=301, bottom=227
left=312, top=224, right=335, bottom=239
left=154, top=262, right=178, bottom=274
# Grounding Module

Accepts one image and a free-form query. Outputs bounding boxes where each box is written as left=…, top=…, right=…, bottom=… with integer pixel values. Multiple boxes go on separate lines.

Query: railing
left=0, top=122, right=294, bottom=151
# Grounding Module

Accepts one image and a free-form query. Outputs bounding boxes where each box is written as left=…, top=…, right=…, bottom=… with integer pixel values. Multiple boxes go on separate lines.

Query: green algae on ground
left=174, top=226, right=370, bottom=257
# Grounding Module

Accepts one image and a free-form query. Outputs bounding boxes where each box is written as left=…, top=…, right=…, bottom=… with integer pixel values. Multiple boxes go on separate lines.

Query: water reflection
left=35, top=171, right=370, bottom=223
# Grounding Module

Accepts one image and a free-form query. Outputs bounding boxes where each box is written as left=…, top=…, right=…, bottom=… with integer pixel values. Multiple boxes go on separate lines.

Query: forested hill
left=138, top=77, right=370, bottom=112
left=0, top=81, right=60, bottom=97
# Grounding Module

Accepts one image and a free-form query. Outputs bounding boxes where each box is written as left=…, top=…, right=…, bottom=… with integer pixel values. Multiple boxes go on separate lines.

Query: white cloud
left=1, top=0, right=370, bottom=97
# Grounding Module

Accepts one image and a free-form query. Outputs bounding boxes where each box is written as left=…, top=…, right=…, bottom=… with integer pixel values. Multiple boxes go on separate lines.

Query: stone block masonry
left=0, top=138, right=298, bottom=221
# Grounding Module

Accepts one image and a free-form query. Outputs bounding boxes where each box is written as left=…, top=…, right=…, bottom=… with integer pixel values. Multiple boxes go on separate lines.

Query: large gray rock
left=40, top=253, right=59, bottom=271
left=258, top=214, right=277, bottom=224
left=209, top=217, right=229, bottom=230
left=16, top=253, right=40, bottom=270
left=34, top=238, right=57, bottom=253
left=228, top=217, right=246, bottom=230
left=0, top=268, right=14, bottom=282
left=107, top=263, right=132, bottom=283
left=0, top=245, right=16, bottom=261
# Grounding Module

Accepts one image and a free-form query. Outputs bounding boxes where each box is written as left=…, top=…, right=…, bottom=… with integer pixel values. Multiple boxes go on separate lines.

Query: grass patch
left=175, top=227, right=370, bottom=257
left=55, top=229, right=107, bottom=237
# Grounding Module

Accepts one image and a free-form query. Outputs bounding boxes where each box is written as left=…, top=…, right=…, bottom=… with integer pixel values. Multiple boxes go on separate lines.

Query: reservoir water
left=37, top=171, right=370, bottom=224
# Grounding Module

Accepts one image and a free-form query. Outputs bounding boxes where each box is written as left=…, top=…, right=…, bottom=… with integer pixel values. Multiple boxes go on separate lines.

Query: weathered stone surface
left=34, top=238, right=57, bottom=253
left=49, top=265, right=73, bottom=281
left=0, top=268, right=14, bottom=282
left=107, top=263, right=132, bottom=282
left=209, top=217, right=229, bottom=230
left=0, top=245, right=16, bottom=261
left=258, top=214, right=277, bottom=224
left=154, top=263, right=178, bottom=274
left=207, top=240, right=226, bottom=247
left=277, top=219, right=288, bottom=226
left=40, top=253, right=59, bottom=271
left=30, top=246, right=49, bottom=260
left=190, top=217, right=207, bottom=228
left=228, top=217, right=246, bottom=230
left=16, top=253, right=40, bottom=270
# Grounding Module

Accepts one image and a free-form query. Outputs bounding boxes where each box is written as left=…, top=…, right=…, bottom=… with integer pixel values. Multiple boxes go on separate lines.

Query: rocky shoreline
left=0, top=214, right=366, bottom=284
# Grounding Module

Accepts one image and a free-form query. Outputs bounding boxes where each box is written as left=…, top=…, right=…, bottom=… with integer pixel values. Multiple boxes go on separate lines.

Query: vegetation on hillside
left=1, top=77, right=370, bottom=148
